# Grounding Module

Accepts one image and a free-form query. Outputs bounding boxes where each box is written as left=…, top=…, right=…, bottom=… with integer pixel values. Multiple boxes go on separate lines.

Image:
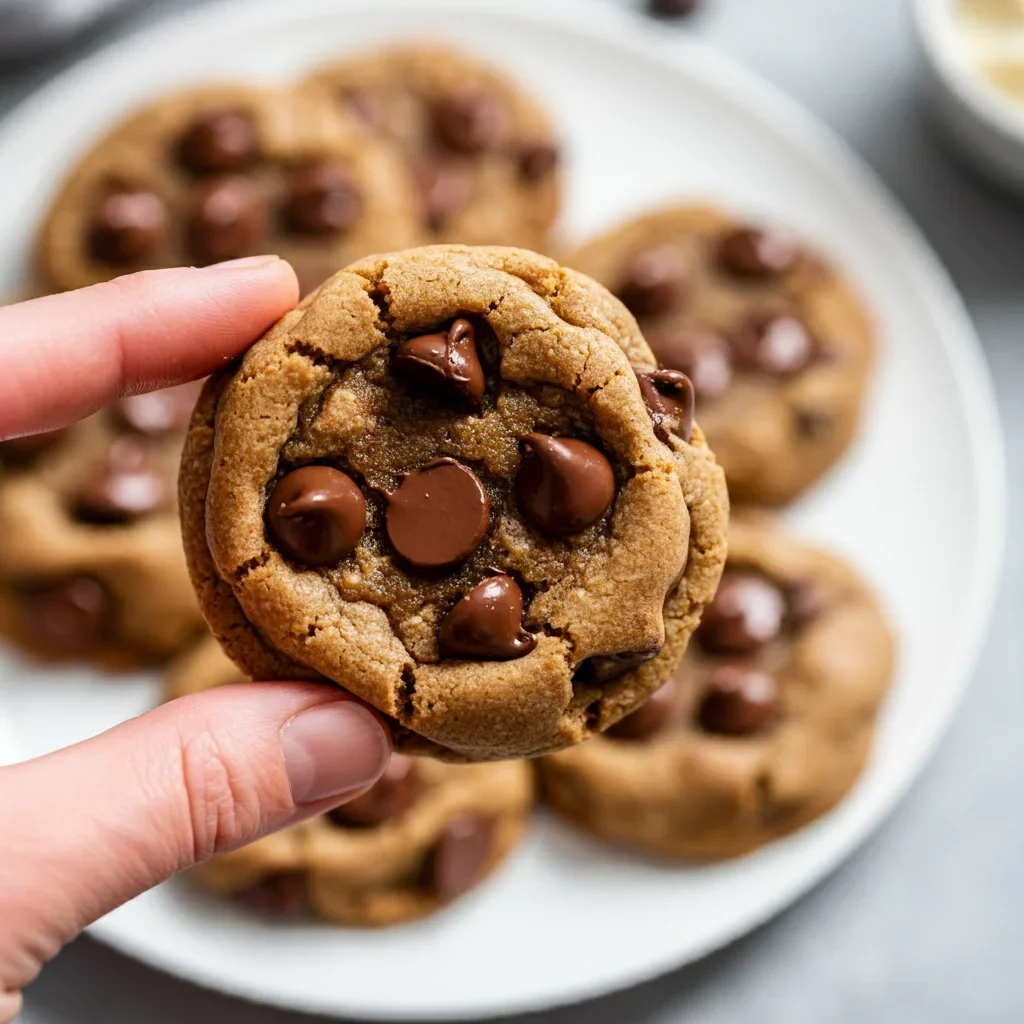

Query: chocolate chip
left=574, top=646, right=661, bottom=685
left=187, top=176, right=266, bottom=264
left=432, top=91, right=510, bottom=154
left=607, top=679, right=678, bottom=740
left=516, top=433, right=615, bottom=536
left=785, top=579, right=827, bottom=629
left=87, top=189, right=167, bottom=266
left=697, top=665, right=778, bottom=736
left=795, top=407, right=832, bottom=440
left=283, top=160, right=362, bottom=236
left=343, top=88, right=383, bottom=130
left=439, top=574, right=536, bottom=661
left=386, top=459, right=489, bottom=568
left=732, top=313, right=814, bottom=376
left=648, top=0, right=699, bottom=17
left=237, top=872, right=307, bottom=916
left=19, top=575, right=109, bottom=649
left=636, top=368, right=694, bottom=443
left=414, top=158, right=474, bottom=232
left=267, top=466, right=366, bottom=567
left=176, top=108, right=259, bottom=176
left=647, top=327, right=733, bottom=399
left=698, top=570, right=786, bottom=655
left=717, top=226, right=798, bottom=279
left=0, top=428, right=67, bottom=465
left=617, top=244, right=688, bottom=317
left=517, top=141, right=559, bottom=182
left=392, top=318, right=486, bottom=409
left=429, top=813, right=495, bottom=898
left=328, top=754, right=421, bottom=827
left=114, top=381, right=201, bottom=436
left=71, top=453, right=167, bottom=525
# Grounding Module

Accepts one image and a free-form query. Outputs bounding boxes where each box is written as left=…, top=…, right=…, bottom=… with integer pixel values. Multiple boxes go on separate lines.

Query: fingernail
left=281, top=700, right=390, bottom=805
left=203, top=255, right=282, bottom=272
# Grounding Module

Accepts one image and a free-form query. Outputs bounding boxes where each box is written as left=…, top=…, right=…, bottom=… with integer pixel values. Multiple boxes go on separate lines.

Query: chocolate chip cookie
left=301, top=46, right=561, bottom=250
left=171, top=636, right=534, bottom=926
left=539, top=516, right=895, bottom=859
left=38, top=84, right=421, bottom=295
left=180, top=245, right=728, bottom=761
left=0, top=383, right=205, bottom=662
left=568, top=205, right=874, bottom=505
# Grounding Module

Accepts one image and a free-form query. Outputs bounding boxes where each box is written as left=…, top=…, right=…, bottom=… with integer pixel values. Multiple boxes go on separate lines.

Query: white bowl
left=914, top=0, right=1024, bottom=193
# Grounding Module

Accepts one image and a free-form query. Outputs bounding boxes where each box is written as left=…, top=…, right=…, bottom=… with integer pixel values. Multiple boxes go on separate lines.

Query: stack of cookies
left=0, top=41, right=895, bottom=926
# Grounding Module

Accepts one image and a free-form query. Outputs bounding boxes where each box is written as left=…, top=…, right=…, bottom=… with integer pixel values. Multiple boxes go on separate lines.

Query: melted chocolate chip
left=438, top=574, right=536, bottom=661
left=432, top=91, right=510, bottom=154
left=697, top=665, right=778, bottom=736
left=177, top=108, right=259, bottom=176
left=516, top=433, right=615, bottom=536
left=267, top=466, right=366, bottom=567
left=328, top=754, right=421, bottom=827
left=114, top=381, right=201, bottom=436
left=636, top=369, right=695, bottom=443
left=574, top=646, right=661, bottom=685
left=283, top=160, right=362, bottom=236
left=414, top=158, right=474, bottom=232
left=785, top=579, right=827, bottom=629
left=237, top=872, right=307, bottom=916
left=648, top=0, right=699, bottom=17
left=0, top=429, right=67, bottom=465
left=71, top=452, right=167, bottom=525
left=19, top=575, right=109, bottom=649
left=698, top=570, right=787, bottom=655
left=517, top=141, right=559, bottom=182
left=617, top=244, right=689, bottom=316
left=795, top=408, right=832, bottom=440
left=392, top=318, right=486, bottom=408
left=717, top=226, right=799, bottom=279
left=606, top=679, right=678, bottom=740
left=386, top=459, right=489, bottom=568
left=647, top=327, right=733, bottom=400
left=187, top=176, right=267, bottom=264
left=428, top=813, right=495, bottom=898
left=87, top=189, right=167, bottom=266
left=732, top=313, right=814, bottom=376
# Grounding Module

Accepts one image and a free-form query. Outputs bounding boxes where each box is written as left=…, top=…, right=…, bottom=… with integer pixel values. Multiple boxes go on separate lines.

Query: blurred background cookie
left=568, top=204, right=873, bottom=505
left=539, top=515, right=895, bottom=859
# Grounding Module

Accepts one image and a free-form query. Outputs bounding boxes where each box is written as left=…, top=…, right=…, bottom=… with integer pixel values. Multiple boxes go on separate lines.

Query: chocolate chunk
left=429, top=813, right=494, bottom=898
left=432, top=91, right=510, bottom=154
left=187, top=176, right=267, bottom=264
left=176, top=108, right=259, bottom=176
left=71, top=448, right=167, bottom=525
left=328, top=754, right=421, bottom=827
left=574, top=646, right=661, bottom=685
left=19, top=575, right=109, bottom=649
left=0, top=428, right=67, bottom=465
left=732, top=313, right=814, bottom=376
left=636, top=368, right=695, bottom=443
left=237, top=872, right=307, bottom=916
left=516, top=433, right=615, bottom=536
left=386, top=459, right=489, bottom=568
left=517, top=141, right=559, bottom=182
left=87, top=189, right=167, bottom=266
left=698, top=570, right=786, bottom=655
left=607, top=679, right=678, bottom=740
left=717, top=226, right=798, bottom=279
left=648, top=0, right=699, bottom=17
left=439, top=574, right=536, bottom=661
left=647, top=327, right=733, bottom=399
left=267, top=466, right=366, bottom=567
left=392, top=318, right=486, bottom=408
left=414, top=158, right=474, bottom=232
left=785, top=579, right=827, bottom=629
left=617, top=244, right=688, bottom=316
left=697, top=665, right=778, bottom=736
left=283, top=160, right=362, bottom=236
left=343, top=88, right=383, bottom=130
left=114, top=381, right=201, bottom=436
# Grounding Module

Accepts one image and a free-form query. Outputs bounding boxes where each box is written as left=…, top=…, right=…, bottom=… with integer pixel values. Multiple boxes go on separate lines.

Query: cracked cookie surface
left=539, top=516, right=895, bottom=859
left=179, top=244, right=728, bottom=761
left=568, top=204, right=874, bottom=505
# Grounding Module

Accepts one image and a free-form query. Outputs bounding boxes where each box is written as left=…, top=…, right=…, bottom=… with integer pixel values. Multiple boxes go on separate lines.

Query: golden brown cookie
left=568, top=204, right=874, bottom=505
left=539, top=516, right=895, bottom=859
left=0, top=384, right=205, bottom=663
left=179, top=244, right=728, bottom=761
left=170, top=634, right=534, bottom=926
left=301, top=46, right=561, bottom=250
left=38, top=84, right=421, bottom=295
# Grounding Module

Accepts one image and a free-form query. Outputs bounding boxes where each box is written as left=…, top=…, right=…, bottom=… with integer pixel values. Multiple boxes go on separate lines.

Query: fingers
left=0, top=682, right=390, bottom=996
left=0, top=257, right=298, bottom=438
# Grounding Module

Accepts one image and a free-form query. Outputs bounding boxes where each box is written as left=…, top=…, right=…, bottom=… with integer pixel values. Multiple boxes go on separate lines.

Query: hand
left=0, top=259, right=393, bottom=1022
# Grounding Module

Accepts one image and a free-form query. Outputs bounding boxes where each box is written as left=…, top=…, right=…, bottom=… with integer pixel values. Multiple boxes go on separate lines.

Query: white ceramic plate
left=0, top=0, right=1006, bottom=1018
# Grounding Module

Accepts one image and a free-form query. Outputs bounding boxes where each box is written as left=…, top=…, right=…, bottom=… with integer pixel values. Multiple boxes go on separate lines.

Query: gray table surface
left=3, top=0, right=1022, bottom=1021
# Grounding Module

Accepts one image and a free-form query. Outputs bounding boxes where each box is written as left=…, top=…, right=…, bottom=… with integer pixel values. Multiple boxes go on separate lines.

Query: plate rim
left=0, top=0, right=1007, bottom=1018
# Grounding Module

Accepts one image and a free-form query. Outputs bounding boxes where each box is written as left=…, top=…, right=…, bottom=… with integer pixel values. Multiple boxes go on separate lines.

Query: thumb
left=0, top=682, right=390, bottom=1006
